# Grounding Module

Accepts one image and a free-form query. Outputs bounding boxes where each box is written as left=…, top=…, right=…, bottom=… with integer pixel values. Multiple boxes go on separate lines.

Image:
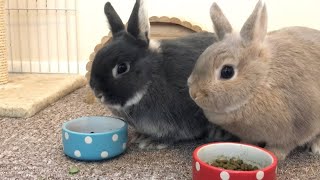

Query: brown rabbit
left=188, top=0, right=320, bottom=160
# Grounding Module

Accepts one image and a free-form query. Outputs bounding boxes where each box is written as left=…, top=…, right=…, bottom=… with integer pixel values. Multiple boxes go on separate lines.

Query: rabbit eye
left=220, top=65, right=234, bottom=80
left=113, top=63, right=130, bottom=77
left=117, top=63, right=129, bottom=74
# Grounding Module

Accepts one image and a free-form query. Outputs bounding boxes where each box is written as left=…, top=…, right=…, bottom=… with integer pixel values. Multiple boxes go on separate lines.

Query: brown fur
left=188, top=0, right=320, bottom=160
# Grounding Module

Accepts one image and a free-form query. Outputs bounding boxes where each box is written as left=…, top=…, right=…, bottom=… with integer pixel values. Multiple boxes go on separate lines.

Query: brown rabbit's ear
left=127, top=0, right=150, bottom=45
left=210, top=2, right=233, bottom=40
left=240, top=0, right=267, bottom=45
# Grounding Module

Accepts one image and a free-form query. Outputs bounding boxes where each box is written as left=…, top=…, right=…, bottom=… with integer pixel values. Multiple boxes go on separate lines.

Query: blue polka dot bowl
left=62, top=116, right=128, bottom=161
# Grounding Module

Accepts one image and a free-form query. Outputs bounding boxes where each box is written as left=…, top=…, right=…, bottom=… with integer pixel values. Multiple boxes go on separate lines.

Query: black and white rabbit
left=90, top=0, right=236, bottom=149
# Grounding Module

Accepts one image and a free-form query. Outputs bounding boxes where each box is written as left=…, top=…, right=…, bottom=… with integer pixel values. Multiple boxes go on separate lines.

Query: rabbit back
left=267, top=27, right=320, bottom=89
left=264, top=26, right=320, bottom=142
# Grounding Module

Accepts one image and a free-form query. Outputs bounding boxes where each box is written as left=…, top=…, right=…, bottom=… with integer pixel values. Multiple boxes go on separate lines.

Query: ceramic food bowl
left=62, top=116, right=128, bottom=161
left=193, top=142, right=278, bottom=180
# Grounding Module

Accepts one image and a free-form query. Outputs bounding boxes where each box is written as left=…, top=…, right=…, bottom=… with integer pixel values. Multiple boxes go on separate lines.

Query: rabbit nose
left=92, top=89, right=102, bottom=98
left=190, top=88, right=208, bottom=100
left=89, top=79, right=95, bottom=89
left=96, top=93, right=103, bottom=99
left=189, top=89, right=198, bottom=100
left=187, top=78, right=191, bottom=86
left=93, top=90, right=103, bottom=98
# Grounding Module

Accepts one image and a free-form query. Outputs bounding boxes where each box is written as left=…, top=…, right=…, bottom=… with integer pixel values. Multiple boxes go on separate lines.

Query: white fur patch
left=102, top=87, right=148, bottom=111
left=149, top=40, right=161, bottom=52
left=112, top=66, right=117, bottom=78
left=108, top=104, right=122, bottom=111
left=124, top=89, right=147, bottom=108
left=138, top=0, right=150, bottom=41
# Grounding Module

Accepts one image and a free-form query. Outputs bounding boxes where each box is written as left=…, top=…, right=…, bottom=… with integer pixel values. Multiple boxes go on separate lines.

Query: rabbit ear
left=210, top=3, right=233, bottom=40
left=104, top=2, right=125, bottom=36
left=127, top=0, right=150, bottom=45
left=240, top=0, right=267, bottom=45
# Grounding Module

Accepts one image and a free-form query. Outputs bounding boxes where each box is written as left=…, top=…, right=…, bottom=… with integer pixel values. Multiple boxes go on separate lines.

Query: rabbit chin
left=200, top=98, right=249, bottom=114
left=100, top=88, right=148, bottom=111
left=221, top=99, right=249, bottom=113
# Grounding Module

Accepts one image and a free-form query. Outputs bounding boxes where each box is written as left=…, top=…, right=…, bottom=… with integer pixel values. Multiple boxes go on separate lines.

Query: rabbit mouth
left=95, top=93, right=110, bottom=105
left=194, top=95, right=249, bottom=114
left=211, top=98, right=250, bottom=114
left=222, top=102, right=246, bottom=113
left=96, top=95, right=122, bottom=111
left=192, top=95, right=213, bottom=111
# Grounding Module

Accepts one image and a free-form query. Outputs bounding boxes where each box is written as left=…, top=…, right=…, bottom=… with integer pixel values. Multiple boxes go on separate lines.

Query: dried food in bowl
left=192, top=142, right=278, bottom=180
left=209, top=156, right=259, bottom=171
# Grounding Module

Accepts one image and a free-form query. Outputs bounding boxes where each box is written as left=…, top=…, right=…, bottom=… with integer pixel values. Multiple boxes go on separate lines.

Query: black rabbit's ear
left=127, top=0, right=150, bottom=45
left=104, top=2, right=125, bottom=36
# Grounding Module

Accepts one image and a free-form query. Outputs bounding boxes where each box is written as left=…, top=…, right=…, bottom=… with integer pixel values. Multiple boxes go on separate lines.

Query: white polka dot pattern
left=256, top=171, right=264, bottom=180
left=220, top=171, right=230, bottom=180
left=74, top=150, right=81, bottom=157
left=64, top=132, right=69, bottom=140
left=195, top=162, right=200, bottom=171
left=112, top=134, right=119, bottom=142
left=84, top=136, right=92, bottom=144
left=101, top=151, right=109, bottom=158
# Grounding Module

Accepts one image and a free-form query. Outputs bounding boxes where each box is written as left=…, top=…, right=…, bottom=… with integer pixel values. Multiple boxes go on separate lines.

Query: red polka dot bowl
left=193, top=142, right=278, bottom=180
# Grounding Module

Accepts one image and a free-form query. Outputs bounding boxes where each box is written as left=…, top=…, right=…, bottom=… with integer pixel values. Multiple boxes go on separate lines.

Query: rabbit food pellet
left=208, top=157, right=259, bottom=171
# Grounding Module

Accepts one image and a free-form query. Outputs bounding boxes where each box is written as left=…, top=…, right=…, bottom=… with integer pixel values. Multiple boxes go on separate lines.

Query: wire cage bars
left=5, top=0, right=79, bottom=74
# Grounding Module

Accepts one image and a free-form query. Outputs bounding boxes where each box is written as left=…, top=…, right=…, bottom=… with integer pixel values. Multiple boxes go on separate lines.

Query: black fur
left=90, top=1, right=236, bottom=144
left=104, top=2, right=125, bottom=36
left=127, top=0, right=148, bottom=43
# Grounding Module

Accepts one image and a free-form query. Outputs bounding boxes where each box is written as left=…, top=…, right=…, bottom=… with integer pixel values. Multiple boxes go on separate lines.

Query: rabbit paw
left=207, top=127, right=240, bottom=142
left=130, top=133, right=169, bottom=150
left=310, top=136, right=320, bottom=155
left=265, top=145, right=290, bottom=161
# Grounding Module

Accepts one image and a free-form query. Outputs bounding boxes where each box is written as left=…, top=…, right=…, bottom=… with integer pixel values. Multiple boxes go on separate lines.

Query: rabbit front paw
left=265, top=145, right=291, bottom=161
left=310, top=136, right=320, bottom=155
left=130, top=133, right=169, bottom=150
left=206, top=128, right=240, bottom=142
